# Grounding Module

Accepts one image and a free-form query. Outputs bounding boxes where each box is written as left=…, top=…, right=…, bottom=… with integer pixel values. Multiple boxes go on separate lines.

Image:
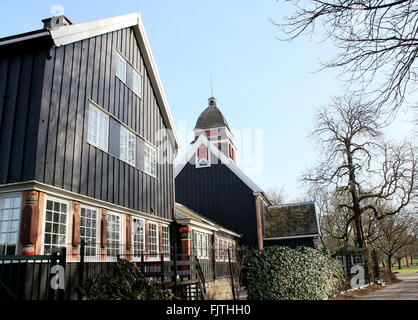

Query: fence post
left=77, top=239, right=85, bottom=300
left=227, top=248, right=236, bottom=300
left=172, top=244, right=177, bottom=296
left=212, top=247, right=217, bottom=281
left=49, top=247, right=66, bottom=301
left=161, top=252, right=165, bottom=284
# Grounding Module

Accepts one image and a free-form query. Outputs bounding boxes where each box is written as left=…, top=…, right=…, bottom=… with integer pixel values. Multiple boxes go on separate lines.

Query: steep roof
left=264, top=202, right=320, bottom=239
left=194, top=97, right=230, bottom=130
left=175, top=135, right=265, bottom=195
left=0, top=12, right=180, bottom=150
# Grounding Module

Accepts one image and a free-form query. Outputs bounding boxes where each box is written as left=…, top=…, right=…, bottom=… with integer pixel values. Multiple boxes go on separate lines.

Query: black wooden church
left=175, top=97, right=320, bottom=249
left=175, top=97, right=270, bottom=249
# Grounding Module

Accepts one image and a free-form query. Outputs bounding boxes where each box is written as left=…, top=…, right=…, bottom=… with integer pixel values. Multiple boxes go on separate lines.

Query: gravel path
left=356, top=273, right=418, bottom=300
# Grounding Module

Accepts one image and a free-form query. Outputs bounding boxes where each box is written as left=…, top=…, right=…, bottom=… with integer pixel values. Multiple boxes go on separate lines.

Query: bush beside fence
left=243, top=246, right=345, bottom=300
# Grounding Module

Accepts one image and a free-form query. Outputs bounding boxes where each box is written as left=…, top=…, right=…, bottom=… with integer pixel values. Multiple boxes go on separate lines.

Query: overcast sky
left=1, top=0, right=416, bottom=200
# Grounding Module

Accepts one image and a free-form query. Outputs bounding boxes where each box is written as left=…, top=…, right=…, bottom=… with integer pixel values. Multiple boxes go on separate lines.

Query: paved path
left=357, top=273, right=418, bottom=300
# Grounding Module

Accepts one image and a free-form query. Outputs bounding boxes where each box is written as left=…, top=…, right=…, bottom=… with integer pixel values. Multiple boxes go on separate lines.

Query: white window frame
left=131, top=68, right=143, bottom=98
left=215, top=237, right=235, bottom=262
left=161, top=224, right=170, bottom=260
left=144, top=143, right=157, bottom=177
left=132, top=217, right=145, bottom=261
left=196, top=144, right=211, bottom=168
left=115, top=52, right=127, bottom=83
left=106, top=212, right=123, bottom=259
left=0, top=193, right=22, bottom=256
left=80, top=204, right=100, bottom=259
left=87, top=103, right=109, bottom=152
left=147, top=221, right=159, bottom=261
left=41, top=196, right=71, bottom=255
left=193, top=230, right=210, bottom=260
left=120, top=125, right=136, bottom=166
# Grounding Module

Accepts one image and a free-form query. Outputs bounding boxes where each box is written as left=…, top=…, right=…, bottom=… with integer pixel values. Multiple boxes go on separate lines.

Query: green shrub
left=243, top=246, right=345, bottom=300
left=79, top=259, right=175, bottom=300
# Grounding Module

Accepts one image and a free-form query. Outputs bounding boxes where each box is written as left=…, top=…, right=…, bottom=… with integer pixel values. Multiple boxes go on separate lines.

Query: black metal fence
left=0, top=242, right=240, bottom=300
left=0, top=248, right=66, bottom=301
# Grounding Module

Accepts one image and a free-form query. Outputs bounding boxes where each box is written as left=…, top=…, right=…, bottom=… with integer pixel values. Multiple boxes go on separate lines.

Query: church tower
left=193, top=97, right=237, bottom=167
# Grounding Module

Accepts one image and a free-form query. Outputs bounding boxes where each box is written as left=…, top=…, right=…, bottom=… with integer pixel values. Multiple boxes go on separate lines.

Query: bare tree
left=372, top=212, right=418, bottom=270
left=276, top=0, right=418, bottom=113
left=265, top=185, right=287, bottom=205
left=303, top=96, right=417, bottom=248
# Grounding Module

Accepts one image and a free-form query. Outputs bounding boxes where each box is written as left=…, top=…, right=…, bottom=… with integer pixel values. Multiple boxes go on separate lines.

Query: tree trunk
left=411, top=255, right=414, bottom=266
left=353, top=214, right=365, bottom=248
left=406, top=257, right=409, bottom=268
left=397, top=258, right=402, bottom=270
left=381, top=259, right=385, bottom=268
left=387, top=255, right=392, bottom=271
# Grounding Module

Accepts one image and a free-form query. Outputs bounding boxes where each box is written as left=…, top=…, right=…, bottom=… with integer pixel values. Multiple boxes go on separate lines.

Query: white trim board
left=264, top=234, right=320, bottom=241
left=0, top=180, right=172, bottom=224
left=175, top=135, right=263, bottom=194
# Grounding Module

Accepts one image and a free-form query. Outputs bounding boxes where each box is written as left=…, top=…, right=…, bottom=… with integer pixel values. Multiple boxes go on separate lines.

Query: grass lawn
left=392, top=266, right=418, bottom=274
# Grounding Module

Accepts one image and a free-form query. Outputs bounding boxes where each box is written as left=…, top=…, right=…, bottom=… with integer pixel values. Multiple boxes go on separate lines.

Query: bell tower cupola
left=193, top=97, right=237, bottom=164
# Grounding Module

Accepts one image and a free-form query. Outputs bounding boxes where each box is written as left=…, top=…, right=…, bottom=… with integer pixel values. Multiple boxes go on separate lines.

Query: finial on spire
left=208, top=96, right=217, bottom=107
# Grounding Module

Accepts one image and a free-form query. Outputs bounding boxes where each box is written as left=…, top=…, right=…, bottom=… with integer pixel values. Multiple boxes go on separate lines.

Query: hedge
left=243, top=246, right=345, bottom=300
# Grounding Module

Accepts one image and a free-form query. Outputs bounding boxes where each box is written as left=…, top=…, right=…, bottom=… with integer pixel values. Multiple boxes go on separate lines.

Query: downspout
left=254, top=194, right=264, bottom=250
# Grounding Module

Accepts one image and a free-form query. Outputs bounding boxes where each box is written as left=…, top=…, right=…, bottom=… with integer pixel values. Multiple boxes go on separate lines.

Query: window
left=80, top=206, right=99, bottom=257
left=215, top=237, right=234, bottom=262
left=193, top=231, right=209, bottom=259
left=107, top=213, right=121, bottom=257
left=144, top=143, right=157, bottom=177
left=148, top=222, right=158, bottom=259
left=196, top=145, right=210, bottom=168
left=132, top=218, right=145, bottom=259
left=161, top=225, right=170, bottom=258
left=355, top=255, right=364, bottom=265
left=131, top=69, right=142, bottom=97
left=120, top=126, right=136, bottom=166
left=87, top=103, right=109, bottom=151
left=0, top=195, right=21, bottom=255
left=43, top=198, right=68, bottom=255
left=202, top=234, right=209, bottom=258
left=116, top=53, right=126, bottom=83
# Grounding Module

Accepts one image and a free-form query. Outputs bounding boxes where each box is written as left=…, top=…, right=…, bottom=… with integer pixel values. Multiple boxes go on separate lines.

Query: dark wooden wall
left=175, top=160, right=258, bottom=248
left=0, top=37, right=50, bottom=185
left=0, top=27, right=175, bottom=220
left=34, top=27, right=175, bottom=220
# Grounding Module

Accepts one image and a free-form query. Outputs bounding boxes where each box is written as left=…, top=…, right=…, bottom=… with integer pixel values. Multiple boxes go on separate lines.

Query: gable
left=0, top=12, right=179, bottom=150
left=175, top=135, right=263, bottom=194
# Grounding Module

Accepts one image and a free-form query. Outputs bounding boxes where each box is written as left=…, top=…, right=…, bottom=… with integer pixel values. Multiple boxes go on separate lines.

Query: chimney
left=42, top=15, right=73, bottom=30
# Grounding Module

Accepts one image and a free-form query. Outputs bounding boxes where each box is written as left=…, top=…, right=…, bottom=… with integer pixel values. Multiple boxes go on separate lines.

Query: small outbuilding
left=334, top=244, right=366, bottom=279
left=263, top=201, right=321, bottom=249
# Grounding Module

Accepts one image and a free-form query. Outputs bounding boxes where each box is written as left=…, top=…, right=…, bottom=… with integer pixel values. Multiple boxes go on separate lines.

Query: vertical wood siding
left=0, top=39, right=49, bottom=184
left=32, top=28, right=174, bottom=220
left=175, top=160, right=259, bottom=248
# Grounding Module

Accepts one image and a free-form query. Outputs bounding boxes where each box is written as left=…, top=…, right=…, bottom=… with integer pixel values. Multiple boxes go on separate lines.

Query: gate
left=0, top=247, right=66, bottom=300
